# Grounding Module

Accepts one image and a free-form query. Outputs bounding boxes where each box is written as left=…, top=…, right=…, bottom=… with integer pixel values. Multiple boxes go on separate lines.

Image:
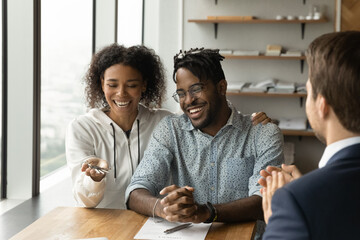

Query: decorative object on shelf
left=265, top=44, right=282, bottom=56
left=227, top=82, right=249, bottom=93
left=188, top=17, right=327, bottom=39
left=279, top=117, right=307, bottom=130
left=308, top=5, right=323, bottom=20
left=268, top=81, right=296, bottom=94
left=219, top=49, right=233, bottom=55
left=227, top=80, right=307, bottom=95
left=241, top=79, right=277, bottom=93
left=296, top=83, right=307, bottom=93
left=232, top=50, right=260, bottom=56
left=286, top=15, right=296, bottom=20
left=281, top=50, right=303, bottom=57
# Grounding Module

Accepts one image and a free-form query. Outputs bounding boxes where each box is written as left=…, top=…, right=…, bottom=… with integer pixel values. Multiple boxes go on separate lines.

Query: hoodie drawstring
left=110, top=123, right=117, bottom=179
left=137, top=119, right=140, bottom=166
left=110, top=120, right=140, bottom=179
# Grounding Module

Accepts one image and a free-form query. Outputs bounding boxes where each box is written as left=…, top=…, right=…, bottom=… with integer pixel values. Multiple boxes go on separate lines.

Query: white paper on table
left=134, top=218, right=211, bottom=240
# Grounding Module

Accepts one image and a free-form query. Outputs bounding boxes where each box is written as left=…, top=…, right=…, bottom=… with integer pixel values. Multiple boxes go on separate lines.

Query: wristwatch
left=204, top=202, right=217, bottom=223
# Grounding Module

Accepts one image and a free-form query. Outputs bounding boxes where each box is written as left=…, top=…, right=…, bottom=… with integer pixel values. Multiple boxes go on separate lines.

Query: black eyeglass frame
left=172, top=83, right=205, bottom=103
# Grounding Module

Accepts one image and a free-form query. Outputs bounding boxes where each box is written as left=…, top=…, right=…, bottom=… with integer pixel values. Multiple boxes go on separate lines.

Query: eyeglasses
left=172, top=83, right=204, bottom=103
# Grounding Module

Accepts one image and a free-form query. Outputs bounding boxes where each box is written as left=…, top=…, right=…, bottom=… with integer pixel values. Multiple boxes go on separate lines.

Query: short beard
left=190, top=97, right=220, bottom=130
left=191, top=111, right=212, bottom=130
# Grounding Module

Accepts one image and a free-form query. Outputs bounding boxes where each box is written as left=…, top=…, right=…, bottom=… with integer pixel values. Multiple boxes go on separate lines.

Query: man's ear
left=218, top=79, right=227, bottom=96
left=317, top=95, right=329, bottom=119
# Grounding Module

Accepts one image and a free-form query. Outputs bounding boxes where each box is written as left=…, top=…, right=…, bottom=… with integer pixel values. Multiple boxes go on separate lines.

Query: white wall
left=95, top=0, right=116, bottom=51
left=144, top=0, right=181, bottom=112
left=7, top=0, right=34, bottom=199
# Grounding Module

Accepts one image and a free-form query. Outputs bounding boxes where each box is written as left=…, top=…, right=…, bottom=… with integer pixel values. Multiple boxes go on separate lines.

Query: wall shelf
left=223, top=54, right=306, bottom=60
left=188, top=17, right=328, bottom=39
left=227, top=92, right=306, bottom=98
left=226, top=92, right=307, bottom=107
left=281, top=129, right=314, bottom=137
left=214, top=0, right=307, bottom=4
left=223, top=54, right=306, bottom=73
left=227, top=92, right=312, bottom=137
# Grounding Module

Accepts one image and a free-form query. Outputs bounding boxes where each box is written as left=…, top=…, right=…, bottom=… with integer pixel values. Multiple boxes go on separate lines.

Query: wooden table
left=10, top=207, right=256, bottom=240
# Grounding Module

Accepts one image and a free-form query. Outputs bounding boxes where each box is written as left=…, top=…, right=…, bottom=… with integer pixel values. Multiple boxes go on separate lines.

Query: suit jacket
left=263, top=143, right=360, bottom=240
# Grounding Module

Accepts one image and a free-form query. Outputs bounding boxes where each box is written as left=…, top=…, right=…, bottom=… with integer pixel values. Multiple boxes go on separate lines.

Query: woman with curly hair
left=66, top=44, right=172, bottom=209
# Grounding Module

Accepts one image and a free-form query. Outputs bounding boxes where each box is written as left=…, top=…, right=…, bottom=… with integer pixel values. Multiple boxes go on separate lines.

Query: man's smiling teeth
left=189, top=107, right=202, bottom=114
left=114, top=100, right=130, bottom=107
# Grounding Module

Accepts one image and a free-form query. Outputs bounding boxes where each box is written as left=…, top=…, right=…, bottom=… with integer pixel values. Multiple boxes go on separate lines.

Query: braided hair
left=173, top=48, right=225, bottom=84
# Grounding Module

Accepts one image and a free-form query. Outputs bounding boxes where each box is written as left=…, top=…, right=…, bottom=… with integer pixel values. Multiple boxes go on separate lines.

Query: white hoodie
left=66, top=104, right=172, bottom=209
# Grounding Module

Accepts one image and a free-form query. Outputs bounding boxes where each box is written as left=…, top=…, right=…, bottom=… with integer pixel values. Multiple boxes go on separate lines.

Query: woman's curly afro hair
left=84, top=43, right=166, bottom=109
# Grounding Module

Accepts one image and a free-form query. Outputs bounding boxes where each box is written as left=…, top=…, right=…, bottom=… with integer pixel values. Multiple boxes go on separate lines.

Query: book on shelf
left=268, top=81, right=296, bottom=93
left=227, top=82, right=249, bottom=92
left=268, top=88, right=295, bottom=93
left=295, top=83, right=307, bottom=93
left=219, top=49, right=233, bottom=55
left=241, top=79, right=277, bottom=93
left=279, top=117, right=307, bottom=130
left=232, top=50, right=260, bottom=56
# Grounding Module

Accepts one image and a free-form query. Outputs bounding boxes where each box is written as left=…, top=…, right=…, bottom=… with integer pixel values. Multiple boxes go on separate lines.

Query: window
left=0, top=0, right=3, bottom=199
left=40, top=1, right=92, bottom=180
left=117, top=0, right=143, bottom=46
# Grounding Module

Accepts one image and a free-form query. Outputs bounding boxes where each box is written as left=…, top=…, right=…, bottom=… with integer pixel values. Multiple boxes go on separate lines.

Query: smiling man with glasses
left=126, top=48, right=284, bottom=239
left=172, top=82, right=204, bottom=103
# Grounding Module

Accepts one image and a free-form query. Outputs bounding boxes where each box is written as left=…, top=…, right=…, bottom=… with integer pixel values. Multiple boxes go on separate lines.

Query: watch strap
left=204, top=202, right=217, bottom=223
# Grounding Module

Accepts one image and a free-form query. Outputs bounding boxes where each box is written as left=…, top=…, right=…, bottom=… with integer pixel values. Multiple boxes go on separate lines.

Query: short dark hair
left=306, top=31, right=360, bottom=133
left=84, top=43, right=166, bottom=109
left=173, top=48, right=225, bottom=85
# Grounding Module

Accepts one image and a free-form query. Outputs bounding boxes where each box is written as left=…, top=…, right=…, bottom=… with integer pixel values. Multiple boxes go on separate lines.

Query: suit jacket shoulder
left=263, top=143, right=360, bottom=240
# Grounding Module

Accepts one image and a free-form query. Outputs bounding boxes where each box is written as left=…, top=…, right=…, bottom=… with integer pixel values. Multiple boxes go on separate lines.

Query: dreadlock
left=173, top=48, right=225, bottom=84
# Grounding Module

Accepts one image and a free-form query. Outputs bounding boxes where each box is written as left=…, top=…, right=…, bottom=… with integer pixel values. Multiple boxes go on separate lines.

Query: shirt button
left=211, top=187, right=215, bottom=191
left=210, top=163, right=215, bottom=167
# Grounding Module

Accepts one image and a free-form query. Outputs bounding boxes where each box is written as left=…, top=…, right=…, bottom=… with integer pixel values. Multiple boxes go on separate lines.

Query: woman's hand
left=251, top=112, right=272, bottom=125
left=81, top=158, right=109, bottom=182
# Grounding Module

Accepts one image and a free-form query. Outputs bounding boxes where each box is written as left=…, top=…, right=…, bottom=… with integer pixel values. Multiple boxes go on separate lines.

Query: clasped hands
left=157, top=185, right=210, bottom=223
left=258, top=164, right=302, bottom=223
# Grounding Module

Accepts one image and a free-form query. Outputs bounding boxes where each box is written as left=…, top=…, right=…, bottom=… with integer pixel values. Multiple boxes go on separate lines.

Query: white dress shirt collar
left=318, top=136, right=360, bottom=168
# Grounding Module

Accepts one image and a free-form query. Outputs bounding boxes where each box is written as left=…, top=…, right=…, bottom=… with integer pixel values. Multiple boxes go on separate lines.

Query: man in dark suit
left=259, top=31, right=360, bottom=239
